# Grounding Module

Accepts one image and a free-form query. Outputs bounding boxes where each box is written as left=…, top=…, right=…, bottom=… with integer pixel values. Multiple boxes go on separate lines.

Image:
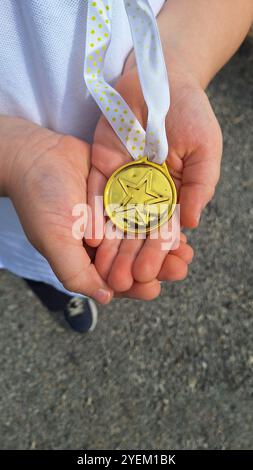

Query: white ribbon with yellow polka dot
left=84, top=0, right=170, bottom=164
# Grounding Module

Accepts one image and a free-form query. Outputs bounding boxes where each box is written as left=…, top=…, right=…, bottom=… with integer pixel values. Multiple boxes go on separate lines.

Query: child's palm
left=9, top=134, right=112, bottom=302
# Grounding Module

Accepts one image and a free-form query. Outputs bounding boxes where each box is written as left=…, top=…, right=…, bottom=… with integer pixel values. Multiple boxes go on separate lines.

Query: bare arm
left=0, top=116, right=45, bottom=196
left=125, top=0, right=253, bottom=88
left=157, top=0, right=253, bottom=88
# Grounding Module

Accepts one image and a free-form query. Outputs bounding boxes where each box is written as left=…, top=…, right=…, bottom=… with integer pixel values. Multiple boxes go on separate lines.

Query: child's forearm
left=0, top=116, right=47, bottom=196
left=125, top=1, right=253, bottom=86
left=158, top=0, right=253, bottom=88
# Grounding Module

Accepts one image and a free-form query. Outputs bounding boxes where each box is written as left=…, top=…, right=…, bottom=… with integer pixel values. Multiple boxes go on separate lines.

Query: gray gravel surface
left=0, top=39, right=253, bottom=450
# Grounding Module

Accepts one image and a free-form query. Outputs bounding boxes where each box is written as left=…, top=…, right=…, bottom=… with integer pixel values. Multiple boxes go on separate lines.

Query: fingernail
left=94, top=288, right=111, bottom=304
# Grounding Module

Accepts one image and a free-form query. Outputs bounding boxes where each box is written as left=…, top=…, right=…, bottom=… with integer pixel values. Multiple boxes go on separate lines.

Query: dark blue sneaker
left=64, top=297, right=98, bottom=333
left=24, top=279, right=98, bottom=333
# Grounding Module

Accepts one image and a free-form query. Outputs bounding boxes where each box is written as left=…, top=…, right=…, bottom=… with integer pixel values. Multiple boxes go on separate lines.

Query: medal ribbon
left=84, top=0, right=170, bottom=164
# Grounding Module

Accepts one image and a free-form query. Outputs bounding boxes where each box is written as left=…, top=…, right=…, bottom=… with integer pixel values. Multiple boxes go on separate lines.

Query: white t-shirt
left=0, top=0, right=165, bottom=294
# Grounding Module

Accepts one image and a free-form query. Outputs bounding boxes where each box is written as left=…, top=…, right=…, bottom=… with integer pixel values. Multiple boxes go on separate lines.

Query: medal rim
left=104, top=157, right=177, bottom=234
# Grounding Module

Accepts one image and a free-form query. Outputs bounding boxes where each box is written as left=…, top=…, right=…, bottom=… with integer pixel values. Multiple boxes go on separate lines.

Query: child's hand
left=87, top=63, right=210, bottom=292
left=5, top=123, right=114, bottom=303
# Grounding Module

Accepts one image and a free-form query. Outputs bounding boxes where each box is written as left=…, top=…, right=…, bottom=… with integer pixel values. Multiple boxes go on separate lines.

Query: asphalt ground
left=0, top=37, right=252, bottom=450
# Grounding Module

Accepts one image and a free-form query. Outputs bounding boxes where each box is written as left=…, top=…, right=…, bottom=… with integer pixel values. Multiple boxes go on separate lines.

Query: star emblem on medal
left=104, top=158, right=177, bottom=234
left=117, top=169, right=170, bottom=226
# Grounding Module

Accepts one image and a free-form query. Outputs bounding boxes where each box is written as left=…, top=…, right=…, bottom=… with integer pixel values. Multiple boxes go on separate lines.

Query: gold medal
left=104, top=157, right=177, bottom=234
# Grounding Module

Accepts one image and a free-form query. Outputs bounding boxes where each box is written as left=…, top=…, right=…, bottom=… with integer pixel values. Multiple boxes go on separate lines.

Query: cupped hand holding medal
left=84, top=0, right=221, bottom=293
left=86, top=61, right=221, bottom=293
left=87, top=66, right=191, bottom=293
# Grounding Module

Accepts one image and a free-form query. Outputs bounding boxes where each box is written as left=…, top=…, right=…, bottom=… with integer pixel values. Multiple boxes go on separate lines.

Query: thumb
left=179, top=138, right=222, bottom=228
left=42, top=236, right=113, bottom=304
